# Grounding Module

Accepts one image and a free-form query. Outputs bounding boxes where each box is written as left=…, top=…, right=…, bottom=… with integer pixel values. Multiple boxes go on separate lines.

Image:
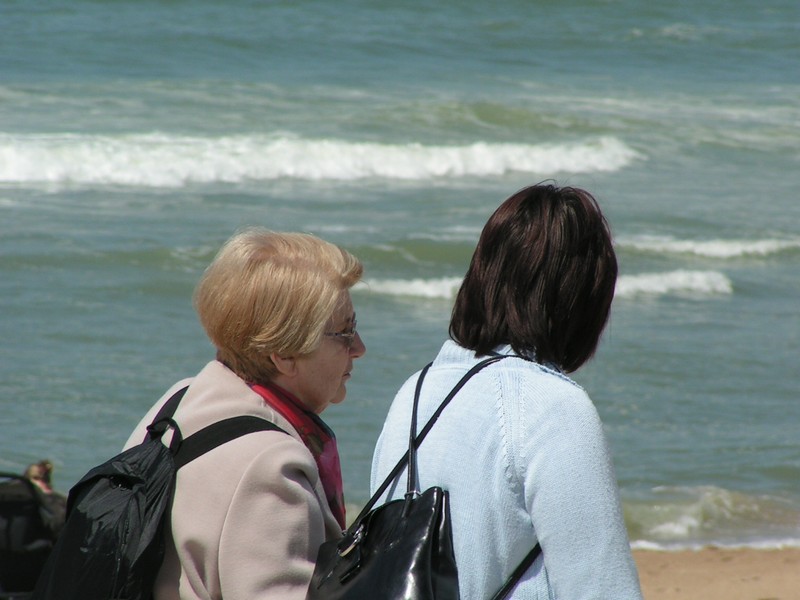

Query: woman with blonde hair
left=125, top=228, right=366, bottom=600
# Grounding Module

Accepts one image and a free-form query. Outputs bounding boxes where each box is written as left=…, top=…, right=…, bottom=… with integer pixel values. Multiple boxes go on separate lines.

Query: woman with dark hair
left=371, top=185, right=642, bottom=599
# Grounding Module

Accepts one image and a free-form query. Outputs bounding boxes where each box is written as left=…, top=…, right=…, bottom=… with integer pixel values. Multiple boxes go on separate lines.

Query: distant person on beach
left=23, top=460, right=67, bottom=536
left=0, top=460, right=66, bottom=592
left=125, top=228, right=366, bottom=600
left=23, top=460, right=58, bottom=495
left=371, top=184, right=643, bottom=599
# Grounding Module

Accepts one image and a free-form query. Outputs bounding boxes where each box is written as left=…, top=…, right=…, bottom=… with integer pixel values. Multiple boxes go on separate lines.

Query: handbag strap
left=490, top=542, right=542, bottom=600
left=350, top=356, right=504, bottom=527
left=405, top=361, right=432, bottom=495
left=347, top=354, right=543, bottom=598
left=406, top=358, right=543, bottom=599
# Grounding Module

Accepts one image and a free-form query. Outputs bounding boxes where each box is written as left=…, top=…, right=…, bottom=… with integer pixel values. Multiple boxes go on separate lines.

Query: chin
left=330, top=388, right=347, bottom=406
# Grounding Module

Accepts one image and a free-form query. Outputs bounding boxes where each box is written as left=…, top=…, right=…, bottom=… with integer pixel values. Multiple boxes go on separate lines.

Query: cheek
left=315, top=353, right=350, bottom=406
left=333, top=376, right=348, bottom=397
left=329, top=373, right=349, bottom=404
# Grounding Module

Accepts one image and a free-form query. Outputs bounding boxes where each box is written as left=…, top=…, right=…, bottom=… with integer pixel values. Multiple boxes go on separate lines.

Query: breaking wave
left=618, top=235, right=800, bottom=259
left=358, top=270, right=733, bottom=301
left=0, top=132, right=641, bottom=187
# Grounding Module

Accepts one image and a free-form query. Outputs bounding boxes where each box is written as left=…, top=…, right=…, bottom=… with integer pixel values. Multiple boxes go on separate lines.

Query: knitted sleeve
left=510, top=371, right=643, bottom=600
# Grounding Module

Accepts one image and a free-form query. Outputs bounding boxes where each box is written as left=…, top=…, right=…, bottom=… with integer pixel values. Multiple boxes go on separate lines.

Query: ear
left=270, top=352, right=297, bottom=378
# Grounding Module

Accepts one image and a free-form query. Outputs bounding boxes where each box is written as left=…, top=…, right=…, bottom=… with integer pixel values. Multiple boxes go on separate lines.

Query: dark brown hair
left=449, top=184, right=617, bottom=373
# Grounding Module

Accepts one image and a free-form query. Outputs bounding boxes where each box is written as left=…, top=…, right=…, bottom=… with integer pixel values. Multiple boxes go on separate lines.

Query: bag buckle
left=337, top=523, right=365, bottom=557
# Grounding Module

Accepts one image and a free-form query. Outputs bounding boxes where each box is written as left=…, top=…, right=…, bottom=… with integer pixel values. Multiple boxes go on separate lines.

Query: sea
left=1, top=0, right=798, bottom=552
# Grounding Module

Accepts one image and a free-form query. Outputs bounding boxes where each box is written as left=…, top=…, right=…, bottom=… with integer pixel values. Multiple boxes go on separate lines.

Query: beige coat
left=124, top=360, right=342, bottom=600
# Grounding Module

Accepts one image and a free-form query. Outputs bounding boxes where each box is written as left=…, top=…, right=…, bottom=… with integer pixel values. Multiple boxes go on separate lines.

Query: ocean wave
left=629, top=23, right=726, bottom=43
left=357, top=277, right=462, bottom=299
left=626, top=486, right=800, bottom=550
left=615, top=270, right=732, bottom=298
left=0, top=132, right=641, bottom=187
left=359, top=270, right=732, bottom=301
left=409, top=226, right=483, bottom=243
left=618, top=235, right=800, bottom=258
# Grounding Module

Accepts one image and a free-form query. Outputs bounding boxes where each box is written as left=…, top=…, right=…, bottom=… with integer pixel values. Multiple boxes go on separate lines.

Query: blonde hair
left=193, top=228, right=363, bottom=383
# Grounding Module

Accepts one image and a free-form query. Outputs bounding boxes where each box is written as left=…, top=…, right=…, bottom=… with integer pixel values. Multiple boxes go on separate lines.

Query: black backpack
left=31, top=387, right=287, bottom=600
left=0, top=472, right=64, bottom=598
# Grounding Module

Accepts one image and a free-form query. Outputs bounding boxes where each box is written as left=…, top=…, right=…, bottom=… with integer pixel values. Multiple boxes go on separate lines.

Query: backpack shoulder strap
left=144, top=386, right=190, bottom=443
left=153, top=386, right=189, bottom=423
left=173, top=416, right=288, bottom=470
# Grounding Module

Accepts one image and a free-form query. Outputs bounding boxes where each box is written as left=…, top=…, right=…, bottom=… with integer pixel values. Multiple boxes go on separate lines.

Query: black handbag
left=307, top=357, right=542, bottom=600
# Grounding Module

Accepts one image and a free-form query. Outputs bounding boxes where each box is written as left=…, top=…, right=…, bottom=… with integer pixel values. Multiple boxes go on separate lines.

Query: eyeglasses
left=324, top=320, right=358, bottom=349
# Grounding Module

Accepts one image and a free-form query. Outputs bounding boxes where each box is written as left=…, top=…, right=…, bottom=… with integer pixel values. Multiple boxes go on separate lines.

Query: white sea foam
left=629, top=23, right=726, bottom=43
left=410, top=226, right=483, bottom=243
left=629, top=537, right=800, bottom=551
left=615, top=270, right=733, bottom=299
left=618, top=235, right=800, bottom=258
left=626, top=486, right=800, bottom=550
left=0, top=133, right=641, bottom=187
left=357, top=277, right=463, bottom=299
left=359, top=270, right=732, bottom=301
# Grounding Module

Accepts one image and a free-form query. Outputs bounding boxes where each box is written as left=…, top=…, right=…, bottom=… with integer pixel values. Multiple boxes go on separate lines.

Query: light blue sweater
left=370, top=341, right=643, bottom=600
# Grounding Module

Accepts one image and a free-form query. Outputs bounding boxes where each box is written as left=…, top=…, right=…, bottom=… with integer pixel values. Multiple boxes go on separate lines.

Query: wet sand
left=633, top=547, right=800, bottom=600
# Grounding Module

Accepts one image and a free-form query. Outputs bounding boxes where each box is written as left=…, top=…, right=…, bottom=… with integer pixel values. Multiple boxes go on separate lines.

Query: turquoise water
left=2, top=0, right=799, bottom=549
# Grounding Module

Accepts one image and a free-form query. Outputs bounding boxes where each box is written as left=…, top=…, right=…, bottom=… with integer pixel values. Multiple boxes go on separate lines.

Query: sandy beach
left=633, top=548, right=800, bottom=600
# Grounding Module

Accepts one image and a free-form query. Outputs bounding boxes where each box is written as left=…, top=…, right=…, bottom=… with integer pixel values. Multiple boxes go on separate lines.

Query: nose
left=349, top=331, right=366, bottom=358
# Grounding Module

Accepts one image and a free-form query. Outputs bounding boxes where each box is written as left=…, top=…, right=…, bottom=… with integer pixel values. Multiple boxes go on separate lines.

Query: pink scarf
left=250, top=382, right=346, bottom=529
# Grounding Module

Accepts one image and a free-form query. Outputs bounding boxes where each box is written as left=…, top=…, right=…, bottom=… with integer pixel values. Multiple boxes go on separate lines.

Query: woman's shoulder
left=222, top=427, right=319, bottom=484
left=501, top=355, right=586, bottom=399
left=434, top=340, right=586, bottom=396
left=481, top=351, right=603, bottom=436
